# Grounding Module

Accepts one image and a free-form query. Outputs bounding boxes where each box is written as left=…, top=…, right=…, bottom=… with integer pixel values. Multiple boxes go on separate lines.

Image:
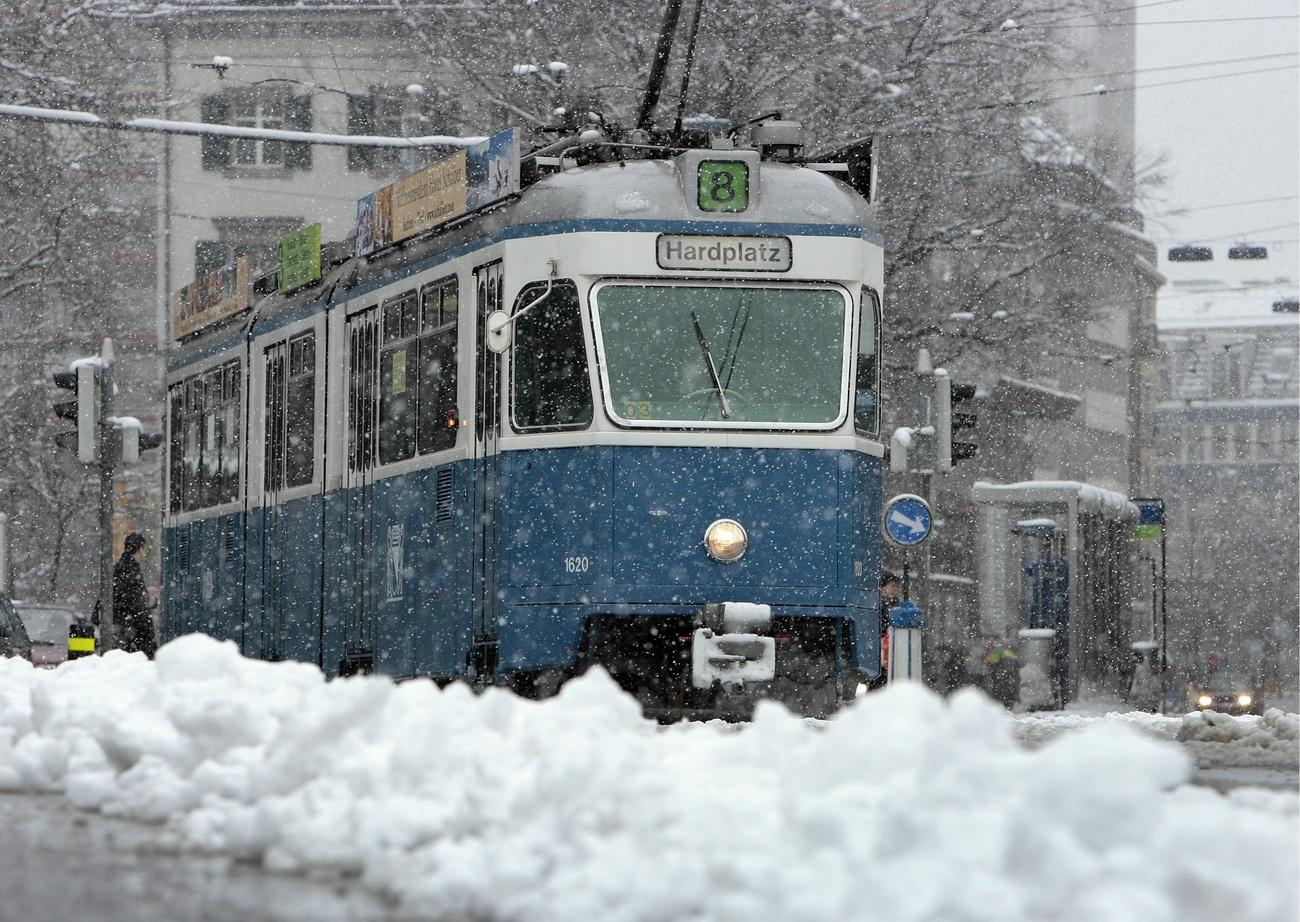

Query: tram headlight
left=704, top=519, right=748, bottom=563
left=1237, top=694, right=1252, bottom=708
left=1197, top=694, right=1213, bottom=707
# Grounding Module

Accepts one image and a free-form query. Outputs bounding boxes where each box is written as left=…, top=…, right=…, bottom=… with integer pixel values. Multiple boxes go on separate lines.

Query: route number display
left=697, top=160, right=749, bottom=213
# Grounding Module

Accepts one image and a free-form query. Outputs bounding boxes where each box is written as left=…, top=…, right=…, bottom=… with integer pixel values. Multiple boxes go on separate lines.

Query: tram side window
left=203, top=368, right=227, bottom=507
left=417, top=278, right=459, bottom=454
left=220, top=362, right=241, bottom=502
left=285, top=333, right=316, bottom=486
left=183, top=377, right=203, bottom=511
left=379, top=291, right=418, bottom=464
left=512, top=280, right=592, bottom=431
left=855, top=289, right=881, bottom=435
left=167, top=386, right=184, bottom=514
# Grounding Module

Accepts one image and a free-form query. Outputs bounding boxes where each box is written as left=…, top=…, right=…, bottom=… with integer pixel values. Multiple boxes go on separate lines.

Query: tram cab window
left=855, top=289, right=881, bottom=435
left=594, top=283, right=847, bottom=427
left=379, top=290, right=418, bottom=464
left=417, top=278, right=459, bottom=453
left=512, top=280, right=592, bottom=431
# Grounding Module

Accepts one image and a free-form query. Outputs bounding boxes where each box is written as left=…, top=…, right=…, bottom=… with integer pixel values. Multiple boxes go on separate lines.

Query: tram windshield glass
left=594, top=283, right=849, bottom=427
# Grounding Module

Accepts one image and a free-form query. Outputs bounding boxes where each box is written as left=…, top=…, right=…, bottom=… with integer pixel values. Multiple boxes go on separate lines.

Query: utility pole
left=403, top=83, right=425, bottom=174
left=913, top=348, right=935, bottom=615
left=97, top=337, right=117, bottom=653
left=0, top=511, right=9, bottom=596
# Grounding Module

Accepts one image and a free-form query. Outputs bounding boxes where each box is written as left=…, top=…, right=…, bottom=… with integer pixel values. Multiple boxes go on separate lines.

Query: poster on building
left=354, top=128, right=520, bottom=257
left=278, top=223, right=322, bottom=293
left=171, top=256, right=250, bottom=340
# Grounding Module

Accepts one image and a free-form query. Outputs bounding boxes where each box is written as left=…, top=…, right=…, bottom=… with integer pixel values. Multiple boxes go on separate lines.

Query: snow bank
left=1018, top=707, right=1300, bottom=771
left=1, top=637, right=1297, bottom=922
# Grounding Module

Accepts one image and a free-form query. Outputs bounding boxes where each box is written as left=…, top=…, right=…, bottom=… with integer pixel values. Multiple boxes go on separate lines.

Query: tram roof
left=168, top=156, right=879, bottom=368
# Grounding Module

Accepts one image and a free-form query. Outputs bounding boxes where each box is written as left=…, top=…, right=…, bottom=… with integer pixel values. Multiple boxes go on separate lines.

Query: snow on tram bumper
left=691, top=602, right=777, bottom=691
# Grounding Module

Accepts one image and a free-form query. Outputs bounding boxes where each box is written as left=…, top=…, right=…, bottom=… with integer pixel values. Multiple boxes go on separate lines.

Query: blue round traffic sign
left=883, top=494, right=932, bottom=546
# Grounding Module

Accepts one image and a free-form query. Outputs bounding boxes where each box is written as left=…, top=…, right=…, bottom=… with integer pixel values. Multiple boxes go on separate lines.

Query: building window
left=201, top=90, right=312, bottom=171
left=196, top=217, right=302, bottom=278
left=1212, top=424, right=1230, bottom=462
left=346, top=88, right=459, bottom=172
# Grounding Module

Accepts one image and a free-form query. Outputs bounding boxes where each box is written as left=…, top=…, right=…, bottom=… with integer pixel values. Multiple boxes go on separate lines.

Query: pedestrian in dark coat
left=113, top=532, right=156, bottom=657
left=867, top=571, right=900, bottom=691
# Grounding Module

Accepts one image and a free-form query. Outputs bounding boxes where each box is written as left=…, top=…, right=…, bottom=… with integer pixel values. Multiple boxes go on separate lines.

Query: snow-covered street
left=2, top=637, right=1296, bottom=922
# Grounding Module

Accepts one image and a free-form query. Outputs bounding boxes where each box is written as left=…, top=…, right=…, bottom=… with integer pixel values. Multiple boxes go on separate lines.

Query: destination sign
left=656, top=234, right=791, bottom=273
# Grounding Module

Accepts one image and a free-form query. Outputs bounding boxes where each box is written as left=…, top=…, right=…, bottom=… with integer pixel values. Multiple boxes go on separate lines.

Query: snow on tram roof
left=508, top=158, right=878, bottom=229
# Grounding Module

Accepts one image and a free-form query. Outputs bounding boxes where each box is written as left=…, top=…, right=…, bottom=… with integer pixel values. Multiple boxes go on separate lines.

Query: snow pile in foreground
left=1, top=637, right=1297, bottom=922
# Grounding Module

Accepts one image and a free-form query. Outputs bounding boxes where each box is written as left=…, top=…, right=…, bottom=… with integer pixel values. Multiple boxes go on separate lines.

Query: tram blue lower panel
left=321, top=462, right=472, bottom=680
left=496, top=445, right=884, bottom=676
left=245, top=495, right=324, bottom=665
left=162, top=514, right=244, bottom=646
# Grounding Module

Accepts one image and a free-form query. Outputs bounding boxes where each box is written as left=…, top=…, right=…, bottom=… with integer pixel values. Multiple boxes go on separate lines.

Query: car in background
left=1189, top=670, right=1266, bottom=716
left=14, top=602, right=86, bottom=667
left=0, top=596, right=33, bottom=661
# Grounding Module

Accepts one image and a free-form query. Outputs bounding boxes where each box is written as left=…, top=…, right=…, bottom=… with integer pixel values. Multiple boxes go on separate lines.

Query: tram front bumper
left=691, top=629, right=776, bottom=690
left=691, top=601, right=776, bottom=691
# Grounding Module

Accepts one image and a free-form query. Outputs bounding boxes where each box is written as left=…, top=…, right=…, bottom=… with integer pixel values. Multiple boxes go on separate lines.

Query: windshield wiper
left=719, top=292, right=752, bottom=391
left=690, top=310, right=732, bottom=418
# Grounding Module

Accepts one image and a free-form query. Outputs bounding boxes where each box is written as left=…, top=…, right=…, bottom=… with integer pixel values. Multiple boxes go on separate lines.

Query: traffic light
left=112, top=417, right=164, bottom=464
left=52, top=362, right=100, bottom=463
left=935, top=375, right=978, bottom=471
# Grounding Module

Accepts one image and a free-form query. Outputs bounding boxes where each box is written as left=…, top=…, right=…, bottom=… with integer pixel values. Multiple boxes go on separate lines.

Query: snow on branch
left=0, top=101, right=487, bottom=148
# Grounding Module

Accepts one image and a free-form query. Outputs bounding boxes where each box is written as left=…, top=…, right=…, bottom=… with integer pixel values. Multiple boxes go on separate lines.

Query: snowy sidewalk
left=1, top=636, right=1297, bottom=922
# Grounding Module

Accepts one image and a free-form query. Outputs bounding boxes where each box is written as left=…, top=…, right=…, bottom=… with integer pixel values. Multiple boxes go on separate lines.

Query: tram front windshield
left=594, top=283, right=849, bottom=427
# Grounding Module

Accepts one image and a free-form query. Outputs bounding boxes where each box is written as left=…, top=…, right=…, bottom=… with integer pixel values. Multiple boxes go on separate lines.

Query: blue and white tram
left=162, top=144, right=886, bottom=718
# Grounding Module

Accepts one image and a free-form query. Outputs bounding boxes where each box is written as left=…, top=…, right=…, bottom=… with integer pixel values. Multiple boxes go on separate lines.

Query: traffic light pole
left=97, top=338, right=116, bottom=653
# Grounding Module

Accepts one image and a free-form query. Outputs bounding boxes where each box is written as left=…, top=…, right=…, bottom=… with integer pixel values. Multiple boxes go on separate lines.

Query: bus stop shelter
left=972, top=480, right=1140, bottom=703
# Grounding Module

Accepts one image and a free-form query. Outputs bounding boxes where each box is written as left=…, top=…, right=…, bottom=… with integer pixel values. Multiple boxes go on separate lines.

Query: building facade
left=1156, top=247, right=1299, bottom=688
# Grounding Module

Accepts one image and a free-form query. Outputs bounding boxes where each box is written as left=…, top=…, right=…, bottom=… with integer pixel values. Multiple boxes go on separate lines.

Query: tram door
left=260, top=331, right=322, bottom=665
left=471, top=261, right=504, bottom=681
left=343, top=306, right=381, bottom=674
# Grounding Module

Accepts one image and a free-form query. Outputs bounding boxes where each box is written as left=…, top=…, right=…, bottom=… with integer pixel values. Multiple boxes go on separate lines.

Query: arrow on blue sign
left=884, top=494, right=933, bottom=546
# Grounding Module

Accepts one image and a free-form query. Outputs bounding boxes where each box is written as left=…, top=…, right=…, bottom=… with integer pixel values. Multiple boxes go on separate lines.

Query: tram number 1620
left=564, top=556, right=591, bottom=574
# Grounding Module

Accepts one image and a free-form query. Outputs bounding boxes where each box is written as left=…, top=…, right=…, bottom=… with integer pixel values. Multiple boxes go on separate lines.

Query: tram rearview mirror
left=486, top=309, right=512, bottom=353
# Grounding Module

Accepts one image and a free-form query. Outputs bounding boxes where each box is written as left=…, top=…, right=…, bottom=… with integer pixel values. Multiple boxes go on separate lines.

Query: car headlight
left=1237, top=694, right=1252, bottom=707
left=1197, top=694, right=1213, bottom=707
left=703, top=518, right=748, bottom=563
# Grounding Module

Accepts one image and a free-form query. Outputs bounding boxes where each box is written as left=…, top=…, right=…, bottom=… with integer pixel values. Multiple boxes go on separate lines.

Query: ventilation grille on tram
left=436, top=467, right=454, bottom=524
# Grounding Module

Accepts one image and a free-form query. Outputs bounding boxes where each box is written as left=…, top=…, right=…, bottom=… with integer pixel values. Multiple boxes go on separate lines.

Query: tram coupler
left=692, top=602, right=776, bottom=691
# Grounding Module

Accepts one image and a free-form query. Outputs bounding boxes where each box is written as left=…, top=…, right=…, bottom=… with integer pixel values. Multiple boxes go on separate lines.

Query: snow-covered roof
left=1157, top=244, right=1298, bottom=330
left=1018, top=115, right=1118, bottom=195
left=972, top=480, right=1139, bottom=521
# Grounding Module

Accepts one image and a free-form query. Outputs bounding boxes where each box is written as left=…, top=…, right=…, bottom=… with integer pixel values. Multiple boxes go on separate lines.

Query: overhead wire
left=1039, top=51, right=1299, bottom=86
left=1151, top=196, right=1300, bottom=216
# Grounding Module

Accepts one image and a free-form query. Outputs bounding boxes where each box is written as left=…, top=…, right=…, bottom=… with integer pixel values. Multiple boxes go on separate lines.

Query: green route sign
left=697, top=160, right=749, bottom=213
left=278, top=223, right=322, bottom=294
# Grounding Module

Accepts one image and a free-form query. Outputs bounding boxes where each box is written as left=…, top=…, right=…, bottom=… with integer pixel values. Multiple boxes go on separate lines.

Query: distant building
left=1155, top=245, right=1299, bottom=685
